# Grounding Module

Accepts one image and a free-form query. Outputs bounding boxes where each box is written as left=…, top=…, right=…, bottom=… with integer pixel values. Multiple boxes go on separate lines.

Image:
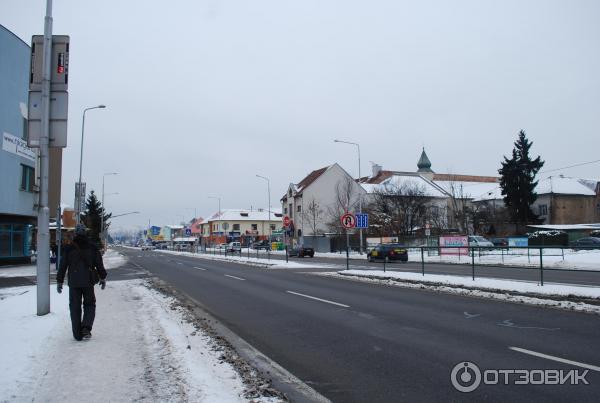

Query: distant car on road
left=289, top=245, right=314, bottom=258
left=141, top=244, right=155, bottom=251
left=367, top=244, right=408, bottom=263
left=227, top=242, right=242, bottom=253
left=570, top=237, right=600, bottom=250
left=215, top=243, right=228, bottom=251
left=251, top=240, right=271, bottom=250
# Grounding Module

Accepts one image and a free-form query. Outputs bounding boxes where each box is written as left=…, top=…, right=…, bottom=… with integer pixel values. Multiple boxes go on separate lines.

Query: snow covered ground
left=0, top=250, right=283, bottom=403
left=320, top=270, right=600, bottom=314
left=0, top=249, right=127, bottom=278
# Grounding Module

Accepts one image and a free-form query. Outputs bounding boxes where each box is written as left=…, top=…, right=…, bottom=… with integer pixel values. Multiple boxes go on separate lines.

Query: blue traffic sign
left=355, top=213, right=369, bottom=229
left=184, top=227, right=192, bottom=236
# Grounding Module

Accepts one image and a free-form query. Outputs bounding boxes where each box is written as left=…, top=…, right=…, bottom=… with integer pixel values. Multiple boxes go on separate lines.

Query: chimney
left=372, top=163, right=382, bottom=178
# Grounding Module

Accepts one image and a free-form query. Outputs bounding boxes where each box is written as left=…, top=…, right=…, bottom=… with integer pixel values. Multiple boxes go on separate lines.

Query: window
left=297, top=229, right=302, bottom=237
left=284, top=207, right=287, bottom=214
left=297, top=205, right=302, bottom=213
left=251, top=224, right=258, bottom=231
left=233, top=224, right=240, bottom=231
left=20, top=165, right=35, bottom=192
left=538, top=204, right=548, bottom=216
left=0, top=224, right=30, bottom=258
left=288, top=204, right=293, bottom=219
left=270, top=224, right=276, bottom=231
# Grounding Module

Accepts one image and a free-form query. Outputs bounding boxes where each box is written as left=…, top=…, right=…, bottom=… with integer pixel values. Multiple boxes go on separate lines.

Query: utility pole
left=36, top=0, right=53, bottom=316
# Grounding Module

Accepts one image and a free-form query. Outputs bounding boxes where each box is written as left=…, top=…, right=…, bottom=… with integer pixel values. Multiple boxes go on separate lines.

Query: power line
left=540, top=159, right=600, bottom=174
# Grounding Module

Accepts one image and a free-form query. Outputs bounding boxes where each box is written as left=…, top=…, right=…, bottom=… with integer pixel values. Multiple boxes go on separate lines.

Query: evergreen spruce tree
left=81, top=190, right=112, bottom=249
left=498, top=130, right=544, bottom=229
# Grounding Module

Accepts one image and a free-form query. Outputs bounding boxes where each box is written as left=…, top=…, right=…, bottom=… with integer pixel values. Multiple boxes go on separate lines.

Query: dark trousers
left=69, top=286, right=96, bottom=340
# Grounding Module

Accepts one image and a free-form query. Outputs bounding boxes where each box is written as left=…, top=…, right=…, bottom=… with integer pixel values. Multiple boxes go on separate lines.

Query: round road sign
left=283, top=216, right=291, bottom=227
left=341, top=213, right=356, bottom=229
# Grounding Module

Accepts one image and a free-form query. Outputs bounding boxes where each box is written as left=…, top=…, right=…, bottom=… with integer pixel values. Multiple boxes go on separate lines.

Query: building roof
left=296, top=166, right=329, bottom=192
left=536, top=175, right=597, bottom=196
left=207, top=209, right=283, bottom=222
left=362, top=172, right=447, bottom=198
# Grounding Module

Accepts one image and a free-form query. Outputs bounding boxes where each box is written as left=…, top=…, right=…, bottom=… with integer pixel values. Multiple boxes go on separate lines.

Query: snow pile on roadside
left=103, top=248, right=128, bottom=269
left=156, top=249, right=336, bottom=270
left=0, top=264, right=37, bottom=278
left=0, top=280, right=280, bottom=402
left=338, top=270, right=600, bottom=298
left=0, top=248, right=127, bottom=279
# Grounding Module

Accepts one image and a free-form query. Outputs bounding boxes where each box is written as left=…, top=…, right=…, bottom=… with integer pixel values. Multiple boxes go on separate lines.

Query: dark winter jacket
left=57, top=235, right=107, bottom=287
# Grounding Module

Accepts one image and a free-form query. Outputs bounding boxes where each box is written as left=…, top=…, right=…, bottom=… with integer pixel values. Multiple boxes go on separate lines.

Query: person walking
left=57, top=224, right=107, bottom=341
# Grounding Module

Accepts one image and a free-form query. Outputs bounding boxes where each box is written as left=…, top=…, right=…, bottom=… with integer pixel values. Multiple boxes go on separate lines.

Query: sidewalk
left=0, top=252, right=282, bottom=402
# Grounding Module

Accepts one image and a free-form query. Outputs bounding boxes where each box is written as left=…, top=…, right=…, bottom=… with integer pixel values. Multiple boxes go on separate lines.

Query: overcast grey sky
left=2, top=0, right=599, bottom=231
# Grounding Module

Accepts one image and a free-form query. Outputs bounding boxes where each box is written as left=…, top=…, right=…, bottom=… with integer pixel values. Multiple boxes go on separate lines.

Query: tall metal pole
left=77, top=105, right=105, bottom=224
left=334, top=139, right=364, bottom=254
left=36, top=0, right=53, bottom=315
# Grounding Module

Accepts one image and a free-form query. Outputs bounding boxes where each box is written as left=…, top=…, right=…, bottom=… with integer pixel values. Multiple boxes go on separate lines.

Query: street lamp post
left=256, top=175, right=271, bottom=239
left=77, top=104, right=106, bottom=224
left=101, top=172, right=118, bottom=248
left=208, top=196, right=221, bottom=246
left=334, top=139, right=364, bottom=254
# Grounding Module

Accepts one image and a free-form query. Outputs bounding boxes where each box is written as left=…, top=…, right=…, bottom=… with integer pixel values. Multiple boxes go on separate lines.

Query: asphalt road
left=115, top=247, right=600, bottom=402
left=211, top=249, right=600, bottom=287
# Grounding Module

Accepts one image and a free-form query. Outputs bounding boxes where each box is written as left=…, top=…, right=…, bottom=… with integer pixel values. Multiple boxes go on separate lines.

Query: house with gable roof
left=280, top=163, right=366, bottom=248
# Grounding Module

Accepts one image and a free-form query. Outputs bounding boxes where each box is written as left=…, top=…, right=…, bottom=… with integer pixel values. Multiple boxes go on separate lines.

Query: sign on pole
left=185, top=227, right=192, bottom=237
left=341, top=213, right=356, bottom=229
left=283, top=216, right=290, bottom=227
left=355, top=213, right=369, bottom=229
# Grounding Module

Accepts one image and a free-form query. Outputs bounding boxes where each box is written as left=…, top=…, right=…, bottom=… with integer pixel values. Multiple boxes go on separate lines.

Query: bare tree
left=301, top=197, right=325, bottom=236
left=369, top=182, right=430, bottom=237
left=326, top=177, right=361, bottom=233
left=446, top=180, right=473, bottom=234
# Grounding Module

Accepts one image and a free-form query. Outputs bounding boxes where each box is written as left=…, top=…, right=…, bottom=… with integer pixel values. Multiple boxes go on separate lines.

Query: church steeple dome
left=417, top=148, right=433, bottom=173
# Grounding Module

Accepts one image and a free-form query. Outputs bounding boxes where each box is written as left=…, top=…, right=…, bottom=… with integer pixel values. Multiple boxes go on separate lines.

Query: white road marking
left=464, top=312, right=481, bottom=319
left=510, top=347, right=600, bottom=372
left=177, top=262, right=183, bottom=265
left=286, top=291, right=350, bottom=308
left=224, top=274, right=245, bottom=281
left=194, top=267, right=207, bottom=271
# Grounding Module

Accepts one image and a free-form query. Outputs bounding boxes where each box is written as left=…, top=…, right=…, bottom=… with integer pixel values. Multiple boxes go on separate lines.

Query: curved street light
left=77, top=104, right=106, bottom=223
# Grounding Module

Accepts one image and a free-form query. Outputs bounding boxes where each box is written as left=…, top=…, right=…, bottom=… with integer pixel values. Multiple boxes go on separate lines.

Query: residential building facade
left=200, top=209, right=283, bottom=247
left=0, top=25, right=36, bottom=264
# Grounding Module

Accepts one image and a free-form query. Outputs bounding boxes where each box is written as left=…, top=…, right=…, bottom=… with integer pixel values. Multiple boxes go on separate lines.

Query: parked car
left=289, top=245, right=315, bottom=258
left=367, top=244, right=408, bottom=262
left=569, top=237, right=600, bottom=250
left=215, top=243, right=228, bottom=251
left=468, top=236, right=494, bottom=248
left=490, top=237, right=508, bottom=247
left=251, top=240, right=271, bottom=250
left=227, top=241, right=242, bottom=253
left=141, top=244, right=155, bottom=251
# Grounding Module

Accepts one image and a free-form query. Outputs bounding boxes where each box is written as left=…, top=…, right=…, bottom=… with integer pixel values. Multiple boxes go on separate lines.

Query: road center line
left=509, top=347, right=600, bottom=372
left=224, top=274, right=246, bottom=281
left=194, top=267, right=207, bottom=271
left=286, top=291, right=350, bottom=308
left=177, top=262, right=183, bottom=265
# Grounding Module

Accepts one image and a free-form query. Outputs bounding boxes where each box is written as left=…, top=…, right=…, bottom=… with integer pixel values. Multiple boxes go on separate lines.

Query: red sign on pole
left=341, top=213, right=356, bottom=229
left=283, top=216, right=291, bottom=227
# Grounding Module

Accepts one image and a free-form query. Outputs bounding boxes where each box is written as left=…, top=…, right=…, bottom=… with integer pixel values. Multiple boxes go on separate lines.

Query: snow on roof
left=166, top=225, right=184, bottom=229
left=173, top=237, right=199, bottom=242
left=362, top=174, right=447, bottom=198
left=208, top=209, right=283, bottom=222
left=435, top=181, right=502, bottom=201
left=527, top=224, right=600, bottom=230
left=536, top=176, right=596, bottom=196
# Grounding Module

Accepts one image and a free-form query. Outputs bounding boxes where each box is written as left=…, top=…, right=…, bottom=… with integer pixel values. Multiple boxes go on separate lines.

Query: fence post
left=458, top=246, right=461, bottom=262
left=421, top=247, right=425, bottom=276
left=471, top=247, right=475, bottom=281
left=539, top=247, right=544, bottom=286
left=285, top=245, right=289, bottom=263
left=501, top=247, right=504, bottom=264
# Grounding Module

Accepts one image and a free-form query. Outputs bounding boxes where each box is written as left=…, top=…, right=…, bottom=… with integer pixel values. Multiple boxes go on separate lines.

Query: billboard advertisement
left=439, top=235, right=469, bottom=255
left=508, top=237, right=528, bottom=247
